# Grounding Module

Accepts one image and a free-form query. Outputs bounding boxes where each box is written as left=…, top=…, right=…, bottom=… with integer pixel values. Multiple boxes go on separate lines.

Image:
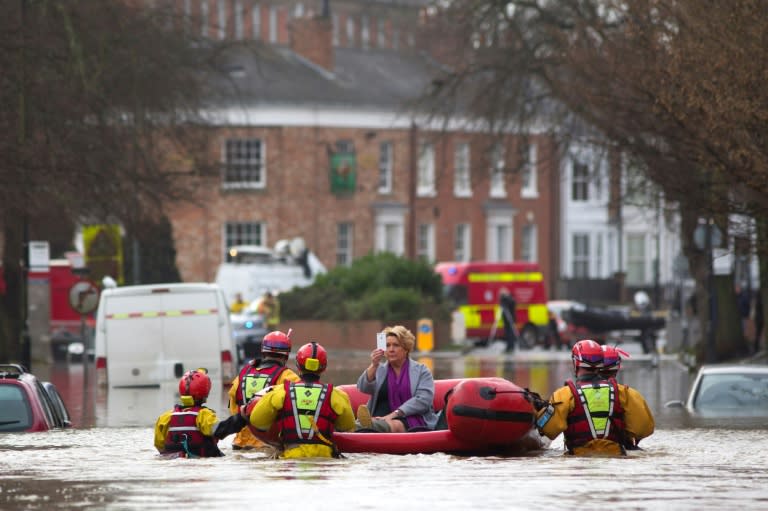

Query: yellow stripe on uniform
left=468, top=272, right=543, bottom=282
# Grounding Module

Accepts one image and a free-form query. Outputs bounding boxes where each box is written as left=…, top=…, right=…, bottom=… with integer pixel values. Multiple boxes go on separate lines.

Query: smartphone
left=376, top=332, right=386, bottom=350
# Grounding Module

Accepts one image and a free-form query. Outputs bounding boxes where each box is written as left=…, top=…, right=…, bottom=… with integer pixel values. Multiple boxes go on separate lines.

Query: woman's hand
left=371, top=348, right=385, bottom=365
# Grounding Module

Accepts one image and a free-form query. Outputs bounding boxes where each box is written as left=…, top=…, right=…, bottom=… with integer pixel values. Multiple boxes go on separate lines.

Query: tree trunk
left=1, top=222, right=24, bottom=363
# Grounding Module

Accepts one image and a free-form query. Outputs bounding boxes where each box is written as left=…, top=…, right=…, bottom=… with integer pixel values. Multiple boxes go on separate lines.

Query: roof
left=206, top=44, right=440, bottom=113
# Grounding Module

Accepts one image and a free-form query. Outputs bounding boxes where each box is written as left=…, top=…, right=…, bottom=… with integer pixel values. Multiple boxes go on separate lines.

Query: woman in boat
left=355, top=325, right=438, bottom=432
left=154, top=369, right=246, bottom=458
left=533, top=340, right=654, bottom=455
left=244, top=341, right=355, bottom=458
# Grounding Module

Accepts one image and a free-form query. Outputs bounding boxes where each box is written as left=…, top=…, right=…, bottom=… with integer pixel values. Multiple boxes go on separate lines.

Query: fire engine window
left=444, top=284, right=468, bottom=306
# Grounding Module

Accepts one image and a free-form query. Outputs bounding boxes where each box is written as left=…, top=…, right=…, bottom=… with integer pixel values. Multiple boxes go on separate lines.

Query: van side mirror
left=174, top=363, right=184, bottom=378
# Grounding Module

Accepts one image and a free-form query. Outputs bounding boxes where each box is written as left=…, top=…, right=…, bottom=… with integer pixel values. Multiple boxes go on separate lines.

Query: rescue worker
left=228, top=330, right=301, bottom=450
left=531, top=339, right=655, bottom=455
left=254, top=291, right=280, bottom=330
left=600, top=344, right=654, bottom=450
left=230, top=292, right=247, bottom=313
left=154, top=368, right=246, bottom=457
left=243, top=341, right=355, bottom=458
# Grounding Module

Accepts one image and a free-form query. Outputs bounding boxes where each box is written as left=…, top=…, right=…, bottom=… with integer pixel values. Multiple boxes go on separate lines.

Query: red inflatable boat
left=332, top=377, right=549, bottom=455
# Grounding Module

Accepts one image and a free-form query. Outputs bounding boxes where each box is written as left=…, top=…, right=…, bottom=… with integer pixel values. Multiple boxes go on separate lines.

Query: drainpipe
left=408, top=121, right=417, bottom=259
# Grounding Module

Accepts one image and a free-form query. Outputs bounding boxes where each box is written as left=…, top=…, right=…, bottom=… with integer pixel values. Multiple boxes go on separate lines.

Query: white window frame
left=489, top=142, right=506, bottom=198
left=417, top=223, right=435, bottom=262
left=454, top=223, right=471, bottom=262
left=217, top=0, right=226, bottom=40
left=626, top=233, right=647, bottom=285
left=486, top=212, right=513, bottom=261
left=521, top=143, right=538, bottom=198
left=378, top=141, right=393, bottom=194
left=224, top=222, right=265, bottom=256
left=336, top=223, right=353, bottom=266
left=252, top=4, right=261, bottom=39
left=361, top=15, right=370, bottom=49
left=269, top=6, right=278, bottom=43
left=374, top=206, right=406, bottom=256
left=417, top=142, right=436, bottom=197
left=571, top=160, right=589, bottom=202
left=234, top=0, right=244, bottom=40
left=346, top=16, right=355, bottom=46
left=332, top=13, right=339, bottom=46
left=377, top=19, right=386, bottom=48
left=572, top=233, right=590, bottom=278
left=222, top=138, right=266, bottom=189
left=521, top=223, right=537, bottom=262
left=453, top=142, right=471, bottom=197
left=200, top=0, right=209, bottom=38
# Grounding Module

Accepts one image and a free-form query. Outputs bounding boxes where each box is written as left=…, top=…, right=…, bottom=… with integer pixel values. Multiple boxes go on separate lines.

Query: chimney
left=290, top=4, right=334, bottom=72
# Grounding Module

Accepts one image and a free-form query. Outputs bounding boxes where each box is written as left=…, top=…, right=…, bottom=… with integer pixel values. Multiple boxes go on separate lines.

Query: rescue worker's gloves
left=525, top=389, right=548, bottom=412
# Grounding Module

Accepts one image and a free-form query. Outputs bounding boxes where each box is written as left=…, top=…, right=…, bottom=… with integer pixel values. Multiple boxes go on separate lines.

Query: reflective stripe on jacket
left=276, top=381, right=337, bottom=445
left=564, top=377, right=626, bottom=452
left=235, top=362, right=287, bottom=405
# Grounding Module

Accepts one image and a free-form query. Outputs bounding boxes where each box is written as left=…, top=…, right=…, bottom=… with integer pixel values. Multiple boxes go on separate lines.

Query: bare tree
left=424, top=0, right=768, bottom=360
left=0, top=1, right=222, bottom=362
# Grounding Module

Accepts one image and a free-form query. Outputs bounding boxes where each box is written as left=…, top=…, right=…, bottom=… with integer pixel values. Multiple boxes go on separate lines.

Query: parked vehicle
left=229, top=305, right=268, bottom=364
left=214, top=237, right=326, bottom=306
left=435, top=261, right=549, bottom=348
left=94, top=283, right=236, bottom=387
left=665, top=364, right=768, bottom=417
left=546, top=300, right=590, bottom=348
left=0, top=364, right=72, bottom=432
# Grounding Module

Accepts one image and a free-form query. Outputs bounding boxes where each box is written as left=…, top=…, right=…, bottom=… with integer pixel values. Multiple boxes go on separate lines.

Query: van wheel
left=519, top=325, right=538, bottom=350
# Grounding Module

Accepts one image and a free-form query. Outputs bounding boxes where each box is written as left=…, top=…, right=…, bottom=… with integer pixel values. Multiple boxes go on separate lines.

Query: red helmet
left=602, top=345, right=630, bottom=373
left=296, top=341, right=327, bottom=374
left=262, top=330, right=292, bottom=357
left=178, top=369, right=211, bottom=401
left=571, top=339, right=603, bottom=371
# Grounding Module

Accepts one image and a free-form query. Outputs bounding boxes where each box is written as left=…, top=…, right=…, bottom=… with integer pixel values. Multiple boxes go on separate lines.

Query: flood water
left=2, top=350, right=767, bottom=510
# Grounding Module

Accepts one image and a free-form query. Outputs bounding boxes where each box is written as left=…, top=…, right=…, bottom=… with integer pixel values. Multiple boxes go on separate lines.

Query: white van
left=94, top=283, right=236, bottom=388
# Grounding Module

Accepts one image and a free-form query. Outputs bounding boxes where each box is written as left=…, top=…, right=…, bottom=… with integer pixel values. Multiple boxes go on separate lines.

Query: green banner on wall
left=330, top=152, right=356, bottom=194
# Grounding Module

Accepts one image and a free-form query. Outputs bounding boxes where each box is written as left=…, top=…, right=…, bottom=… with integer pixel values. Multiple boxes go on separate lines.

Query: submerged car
left=0, top=364, right=72, bottom=432
left=665, top=364, right=768, bottom=417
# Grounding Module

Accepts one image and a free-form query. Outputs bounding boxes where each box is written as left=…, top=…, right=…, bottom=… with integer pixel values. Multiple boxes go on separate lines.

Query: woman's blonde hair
left=383, top=325, right=415, bottom=353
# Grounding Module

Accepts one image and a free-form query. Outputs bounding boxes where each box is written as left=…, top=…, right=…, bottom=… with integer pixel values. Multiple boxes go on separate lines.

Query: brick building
left=165, top=0, right=561, bottom=297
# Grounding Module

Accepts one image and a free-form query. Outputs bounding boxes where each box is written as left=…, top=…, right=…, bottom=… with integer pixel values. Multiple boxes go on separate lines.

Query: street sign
left=68, top=280, right=100, bottom=315
left=416, top=318, right=434, bottom=353
left=29, top=241, right=50, bottom=271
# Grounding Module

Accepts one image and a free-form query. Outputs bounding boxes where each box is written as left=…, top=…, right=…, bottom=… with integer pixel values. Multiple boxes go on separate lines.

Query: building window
left=486, top=213, right=513, bottom=262
left=225, top=222, right=264, bottom=256
left=223, top=139, right=265, bottom=188
left=521, top=143, right=538, bottom=198
left=234, top=0, right=243, bottom=39
left=252, top=4, right=261, bottom=39
left=455, top=223, right=471, bottom=262
left=294, top=3, right=304, bottom=17
left=217, top=0, right=226, bottom=40
left=417, top=223, right=435, bottom=262
left=200, top=0, right=209, bottom=38
left=454, top=142, right=471, bottom=197
left=336, top=223, right=353, bottom=266
left=346, top=16, right=355, bottom=46
left=417, top=142, right=436, bottom=197
left=374, top=206, right=406, bottom=255
left=332, top=13, right=339, bottom=46
left=521, top=224, right=537, bottom=262
left=269, top=6, right=277, bottom=43
left=377, top=19, right=386, bottom=48
left=378, top=141, right=393, bottom=194
left=626, top=234, right=646, bottom=285
left=489, top=142, right=506, bottom=198
left=361, top=15, right=370, bottom=49
left=571, top=161, right=589, bottom=201
left=595, top=232, right=604, bottom=277
left=572, top=233, right=589, bottom=278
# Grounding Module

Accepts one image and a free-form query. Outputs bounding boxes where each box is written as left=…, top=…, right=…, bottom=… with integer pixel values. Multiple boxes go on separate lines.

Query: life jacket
left=163, top=405, right=221, bottom=457
left=564, top=376, right=626, bottom=453
left=235, top=361, right=287, bottom=405
left=276, top=381, right=337, bottom=446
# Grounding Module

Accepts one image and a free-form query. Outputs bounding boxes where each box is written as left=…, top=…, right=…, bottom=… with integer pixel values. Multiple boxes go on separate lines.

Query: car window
left=33, top=380, right=58, bottom=428
left=694, top=373, right=768, bottom=409
left=0, top=384, right=33, bottom=432
left=43, top=382, right=72, bottom=428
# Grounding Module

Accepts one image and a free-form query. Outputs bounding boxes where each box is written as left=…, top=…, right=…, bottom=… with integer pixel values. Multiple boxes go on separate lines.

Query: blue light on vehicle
left=245, top=321, right=254, bottom=329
